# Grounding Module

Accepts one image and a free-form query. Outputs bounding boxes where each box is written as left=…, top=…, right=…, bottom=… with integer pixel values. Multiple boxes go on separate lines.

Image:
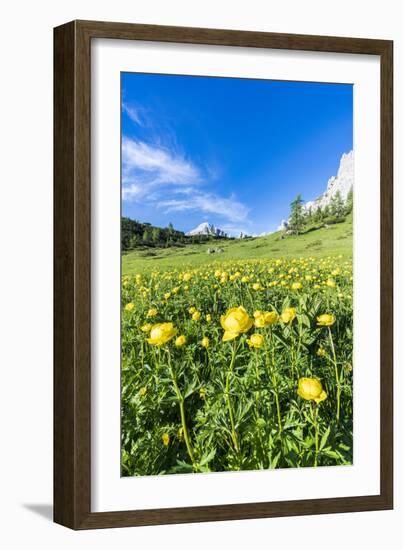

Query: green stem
left=269, top=330, right=282, bottom=433
left=312, top=403, right=319, bottom=467
left=328, top=327, right=340, bottom=422
left=225, top=340, right=239, bottom=452
left=166, top=350, right=196, bottom=468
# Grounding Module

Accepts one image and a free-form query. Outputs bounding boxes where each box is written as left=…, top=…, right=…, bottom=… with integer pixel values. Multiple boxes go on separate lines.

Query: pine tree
left=345, top=188, right=353, bottom=214
left=289, top=194, right=304, bottom=234
left=330, top=190, right=345, bottom=220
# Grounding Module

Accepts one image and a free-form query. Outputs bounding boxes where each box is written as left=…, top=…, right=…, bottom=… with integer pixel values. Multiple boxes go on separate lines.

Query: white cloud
left=122, top=137, right=200, bottom=199
left=121, top=136, right=251, bottom=227
left=157, top=192, right=249, bottom=223
left=122, top=103, right=144, bottom=126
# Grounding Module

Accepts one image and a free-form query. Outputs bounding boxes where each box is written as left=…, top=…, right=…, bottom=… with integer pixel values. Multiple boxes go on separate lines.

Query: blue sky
left=121, top=73, right=353, bottom=236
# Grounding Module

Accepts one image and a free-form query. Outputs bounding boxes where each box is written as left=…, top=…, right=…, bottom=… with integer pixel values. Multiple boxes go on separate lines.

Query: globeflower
left=147, top=308, right=158, bottom=318
left=317, top=313, right=335, bottom=327
left=192, top=311, right=201, bottom=321
left=252, top=282, right=263, bottom=291
left=147, top=323, right=177, bottom=346
left=297, top=378, right=327, bottom=404
left=205, top=314, right=212, bottom=322
left=162, top=433, right=170, bottom=446
left=201, top=336, right=209, bottom=348
left=316, top=347, right=326, bottom=357
left=246, top=333, right=265, bottom=349
left=254, top=311, right=278, bottom=328
left=125, top=302, right=135, bottom=312
left=140, top=323, right=152, bottom=332
left=281, top=307, right=297, bottom=323
left=291, top=282, right=302, bottom=290
left=175, top=335, right=187, bottom=347
left=220, top=306, right=253, bottom=341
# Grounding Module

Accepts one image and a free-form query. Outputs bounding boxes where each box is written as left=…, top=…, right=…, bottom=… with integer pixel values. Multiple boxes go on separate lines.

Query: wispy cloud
left=158, top=193, right=249, bottom=223
left=122, top=103, right=145, bottom=126
left=121, top=133, right=251, bottom=226
left=122, top=137, right=200, bottom=200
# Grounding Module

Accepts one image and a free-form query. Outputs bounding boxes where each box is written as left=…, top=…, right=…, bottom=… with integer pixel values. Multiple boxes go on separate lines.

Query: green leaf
left=319, top=426, right=331, bottom=451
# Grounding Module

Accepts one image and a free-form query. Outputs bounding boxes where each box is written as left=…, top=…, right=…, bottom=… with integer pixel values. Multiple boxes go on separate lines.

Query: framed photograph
left=54, top=20, right=393, bottom=529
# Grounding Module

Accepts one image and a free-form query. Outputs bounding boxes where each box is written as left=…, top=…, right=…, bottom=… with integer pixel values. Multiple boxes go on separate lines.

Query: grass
left=122, top=215, right=353, bottom=275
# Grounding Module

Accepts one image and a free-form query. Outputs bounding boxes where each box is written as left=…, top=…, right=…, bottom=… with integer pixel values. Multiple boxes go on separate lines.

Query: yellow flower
left=252, top=282, right=263, bottom=291
left=138, top=386, right=147, bottom=396
left=201, top=336, right=209, bottom=348
left=246, top=333, right=265, bottom=349
left=316, top=347, right=326, bottom=357
left=162, top=433, right=170, bottom=446
left=175, top=335, right=187, bottom=347
left=183, top=272, right=192, bottom=282
left=125, top=302, right=135, bottom=312
left=253, top=310, right=263, bottom=319
left=281, top=307, right=296, bottom=323
left=147, top=308, right=158, bottom=318
left=297, top=378, right=327, bottom=404
left=205, top=314, right=212, bottom=322
left=199, top=387, right=206, bottom=399
left=141, top=323, right=152, bottom=332
left=147, top=322, right=177, bottom=346
left=220, top=306, right=253, bottom=341
left=254, top=311, right=278, bottom=328
left=326, top=278, right=336, bottom=288
left=164, top=292, right=171, bottom=300
left=317, top=314, right=335, bottom=327
left=188, top=306, right=196, bottom=314
left=291, top=282, right=302, bottom=290
left=192, top=311, right=201, bottom=321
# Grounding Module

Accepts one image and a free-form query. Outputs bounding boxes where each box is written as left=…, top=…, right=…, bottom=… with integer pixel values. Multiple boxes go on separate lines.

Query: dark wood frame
left=54, top=19, right=393, bottom=530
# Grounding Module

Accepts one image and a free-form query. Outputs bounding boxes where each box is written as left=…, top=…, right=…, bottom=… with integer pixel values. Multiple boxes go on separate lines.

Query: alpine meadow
left=120, top=73, right=354, bottom=476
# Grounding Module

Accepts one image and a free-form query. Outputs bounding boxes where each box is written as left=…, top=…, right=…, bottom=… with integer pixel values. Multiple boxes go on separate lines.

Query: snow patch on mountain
left=186, top=222, right=227, bottom=237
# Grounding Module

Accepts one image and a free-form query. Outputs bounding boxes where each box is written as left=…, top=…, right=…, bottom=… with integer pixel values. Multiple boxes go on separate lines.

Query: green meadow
left=122, top=214, right=352, bottom=275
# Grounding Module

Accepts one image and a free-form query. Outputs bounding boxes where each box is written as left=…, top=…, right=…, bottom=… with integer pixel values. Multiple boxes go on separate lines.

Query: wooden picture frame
left=54, top=19, right=393, bottom=529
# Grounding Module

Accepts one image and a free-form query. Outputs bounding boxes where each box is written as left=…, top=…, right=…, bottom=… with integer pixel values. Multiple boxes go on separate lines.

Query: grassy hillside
left=122, top=214, right=352, bottom=275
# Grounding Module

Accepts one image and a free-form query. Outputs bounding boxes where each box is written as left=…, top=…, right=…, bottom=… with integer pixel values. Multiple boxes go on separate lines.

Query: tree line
left=288, top=188, right=353, bottom=235
left=121, top=218, right=227, bottom=252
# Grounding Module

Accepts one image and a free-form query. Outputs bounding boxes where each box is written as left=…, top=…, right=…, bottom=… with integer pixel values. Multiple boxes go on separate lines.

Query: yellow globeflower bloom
left=254, top=310, right=278, bottom=328
left=317, top=313, right=335, bottom=327
left=326, top=278, right=336, bottom=288
left=263, top=311, right=278, bottom=325
left=125, top=302, right=135, bottom=312
left=147, top=323, right=177, bottom=346
left=220, top=306, right=253, bottom=341
left=183, top=272, right=192, bottom=282
left=246, top=333, right=265, bottom=349
left=138, top=386, right=147, bottom=396
left=199, top=388, right=206, bottom=399
left=281, top=307, right=297, bottom=323
left=297, top=377, right=327, bottom=404
left=162, top=433, right=170, bottom=446
left=147, top=308, right=158, bottom=318
left=252, top=282, right=263, bottom=291
left=192, top=311, right=201, bottom=321
left=188, top=306, right=196, bottom=314
left=291, top=282, right=302, bottom=290
left=253, top=310, right=263, bottom=319
left=201, top=336, right=209, bottom=348
left=316, top=347, right=326, bottom=357
left=141, top=323, right=153, bottom=332
left=175, top=335, right=187, bottom=347
left=205, top=314, right=212, bottom=322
